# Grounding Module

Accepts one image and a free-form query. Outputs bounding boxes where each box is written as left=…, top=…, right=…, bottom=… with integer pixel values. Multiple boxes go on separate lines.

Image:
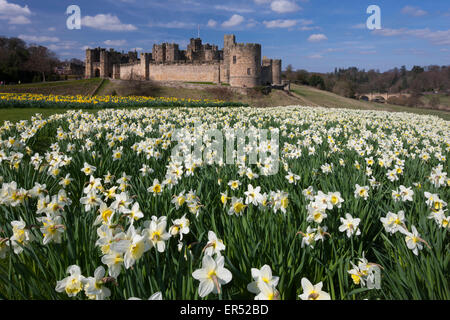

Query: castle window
left=247, top=68, right=251, bottom=75
left=233, top=56, right=236, bottom=64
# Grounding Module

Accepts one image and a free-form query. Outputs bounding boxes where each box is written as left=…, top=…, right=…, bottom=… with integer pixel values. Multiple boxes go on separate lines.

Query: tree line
left=0, top=36, right=83, bottom=84
left=283, top=64, right=450, bottom=99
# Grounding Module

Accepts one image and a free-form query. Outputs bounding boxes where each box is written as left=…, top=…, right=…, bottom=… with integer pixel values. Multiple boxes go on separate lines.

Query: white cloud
left=299, top=19, right=313, bottom=26
left=401, top=6, right=427, bottom=17
left=299, top=26, right=320, bottom=31
left=18, top=35, right=60, bottom=43
left=307, top=54, right=323, bottom=59
left=351, top=23, right=366, bottom=29
left=308, top=33, right=328, bottom=42
left=246, top=18, right=258, bottom=28
left=207, top=19, right=217, bottom=27
left=263, top=19, right=298, bottom=28
left=8, top=15, right=30, bottom=24
left=82, top=14, right=137, bottom=31
left=215, top=5, right=253, bottom=13
left=374, top=28, right=450, bottom=45
left=48, top=27, right=56, bottom=32
left=271, top=0, right=301, bottom=13
left=222, top=14, right=244, bottom=28
left=104, top=40, right=127, bottom=46
left=148, top=21, right=196, bottom=29
left=0, top=0, right=31, bottom=24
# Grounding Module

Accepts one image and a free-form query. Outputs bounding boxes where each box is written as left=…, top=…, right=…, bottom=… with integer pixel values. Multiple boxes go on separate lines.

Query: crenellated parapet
left=85, top=34, right=282, bottom=88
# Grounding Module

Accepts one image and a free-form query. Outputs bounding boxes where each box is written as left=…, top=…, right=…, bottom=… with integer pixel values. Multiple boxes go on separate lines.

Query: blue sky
left=1, top=0, right=449, bottom=72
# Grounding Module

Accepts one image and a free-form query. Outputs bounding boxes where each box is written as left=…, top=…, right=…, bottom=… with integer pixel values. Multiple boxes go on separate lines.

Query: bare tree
left=24, top=45, right=58, bottom=82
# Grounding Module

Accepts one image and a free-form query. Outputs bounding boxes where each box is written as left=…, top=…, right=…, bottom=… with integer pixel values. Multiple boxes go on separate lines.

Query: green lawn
left=0, top=79, right=103, bottom=96
left=0, top=108, right=94, bottom=124
left=290, top=84, right=450, bottom=121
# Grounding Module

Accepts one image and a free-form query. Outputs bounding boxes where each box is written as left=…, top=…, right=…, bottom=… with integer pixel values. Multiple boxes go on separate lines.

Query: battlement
left=234, top=43, right=261, bottom=49
left=85, top=34, right=281, bottom=88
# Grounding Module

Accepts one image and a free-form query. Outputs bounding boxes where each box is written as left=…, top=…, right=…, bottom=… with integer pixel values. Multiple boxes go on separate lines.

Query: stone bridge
left=357, top=92, right=411, bottom=101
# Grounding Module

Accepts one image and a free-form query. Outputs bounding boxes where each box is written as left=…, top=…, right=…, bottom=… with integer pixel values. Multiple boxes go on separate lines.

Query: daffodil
left=299, top=277, right=331, bottom=300
left=338, top=213, right=361, bottom=238
left=55, top=265, right=85, bottom=297
left=192, top=255, right=232, bottom=298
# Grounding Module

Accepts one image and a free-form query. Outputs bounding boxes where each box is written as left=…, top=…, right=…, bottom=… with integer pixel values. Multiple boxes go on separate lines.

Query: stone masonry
left=85, top=35, right=282, bottom=88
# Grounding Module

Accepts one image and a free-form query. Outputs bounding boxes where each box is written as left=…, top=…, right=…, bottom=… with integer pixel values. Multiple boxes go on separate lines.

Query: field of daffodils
left=0, top=106, right=448, bottom=300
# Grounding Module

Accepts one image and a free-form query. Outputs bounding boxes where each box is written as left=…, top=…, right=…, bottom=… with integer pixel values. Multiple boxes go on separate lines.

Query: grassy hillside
left=1, top=79, right=449, bottom=123
left=290, top=84, right=450, bottom=120
left=0, top=78, right=102, bottom=96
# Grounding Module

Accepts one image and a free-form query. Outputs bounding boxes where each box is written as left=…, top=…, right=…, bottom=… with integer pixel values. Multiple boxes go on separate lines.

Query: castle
left=85, top=35, right=282, bottom=88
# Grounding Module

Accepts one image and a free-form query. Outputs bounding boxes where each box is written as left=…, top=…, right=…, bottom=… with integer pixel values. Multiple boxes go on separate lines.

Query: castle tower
left=261, top=56, right=273, bottom=85
left=165, top=44, right=180, bottom=62
left=141, top=52, right=151, bottom=80
left=153, top=44, right=166, bottom=63
left=221, top=35, right=236, bottom=84
left=85, top=49, right=94, bottom=78
left=113, top=64, right=120, bottom=79
left=100, top=49, right=109, bottom=78
left=229, top=43, right=261, bottom=88
left=272, top=59, right=282, bottom=85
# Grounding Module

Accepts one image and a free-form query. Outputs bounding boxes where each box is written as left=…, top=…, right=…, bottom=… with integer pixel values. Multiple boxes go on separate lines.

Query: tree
left=333, top=80, right=354, bottom=98
left=295, top=69, right=310, bottom=85
left=24, top=45, right=58, bottom=82
left=309, top=74, right=325, bottom=90
left=285, top=64, right=294, bottom=81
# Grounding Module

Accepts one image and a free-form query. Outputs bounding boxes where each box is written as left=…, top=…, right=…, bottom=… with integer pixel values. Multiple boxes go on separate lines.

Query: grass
left=184, top=82, right=217, bottom=85
left=1, top=79, right=448, bottom=121
left=0, top=108, right=101, bottom=124
left=92, top=79, right=109, bottom=96
left=0, top=79, right=103, bottom=96
left=290, top=84, right=450, bottom=121
left=422, top=94, right=450, bottom=108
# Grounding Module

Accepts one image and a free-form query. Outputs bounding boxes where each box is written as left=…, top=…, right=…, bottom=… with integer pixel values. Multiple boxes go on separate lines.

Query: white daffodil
left=338, top=213, right=361, bottom=238
left=81, top=162, right=96, bottom=176
left=148, top=179, right=163, bottom=196
left=192, top=255, right=232, bottom=298
left=354, top=184, right=369, bottom=200
left=203, top=231, right=226, bottom=256
left=299, top=277, right=331, bottom=300
left=144, top=218, right=171, bottom=252
left=380, top=211, right=406, bottom=234
left=169, top=214, right=190, bottom=240
left=117, top=230, right=151, bottom=269
left=244, top=184, right=264, bottom=206
left=55, top=265, right=85, bottom=297
left=82, top=266, right=112, bottom=300
left=400, top=225, right=427, bottom=256
left=228, top=197, right=246, bottom=216
left=37, top=212, right=65, bottom=245
left=254, top=281, right=280, bottom=300
left=9, top=218, right=34, bottom=254
left=228, top=180, right=241, bottom=190
left=171, top=191, right=186, bottom=210
left=101, top=251, right=125, bottom=279
left=123, top=202, right=144, bottom=225
left=247, top=265, right=279, bottom=295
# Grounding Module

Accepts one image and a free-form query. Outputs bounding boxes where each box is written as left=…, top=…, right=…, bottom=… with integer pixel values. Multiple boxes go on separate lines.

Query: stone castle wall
left=119, top=62, right=144, bottom=80
left=85, top=34, right=282, bottom=88
left=149, top=62, right=220, bottom=83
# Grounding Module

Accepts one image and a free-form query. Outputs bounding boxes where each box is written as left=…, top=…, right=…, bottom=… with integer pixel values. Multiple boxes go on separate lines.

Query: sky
left=1, top=0, right=449, bottom=73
